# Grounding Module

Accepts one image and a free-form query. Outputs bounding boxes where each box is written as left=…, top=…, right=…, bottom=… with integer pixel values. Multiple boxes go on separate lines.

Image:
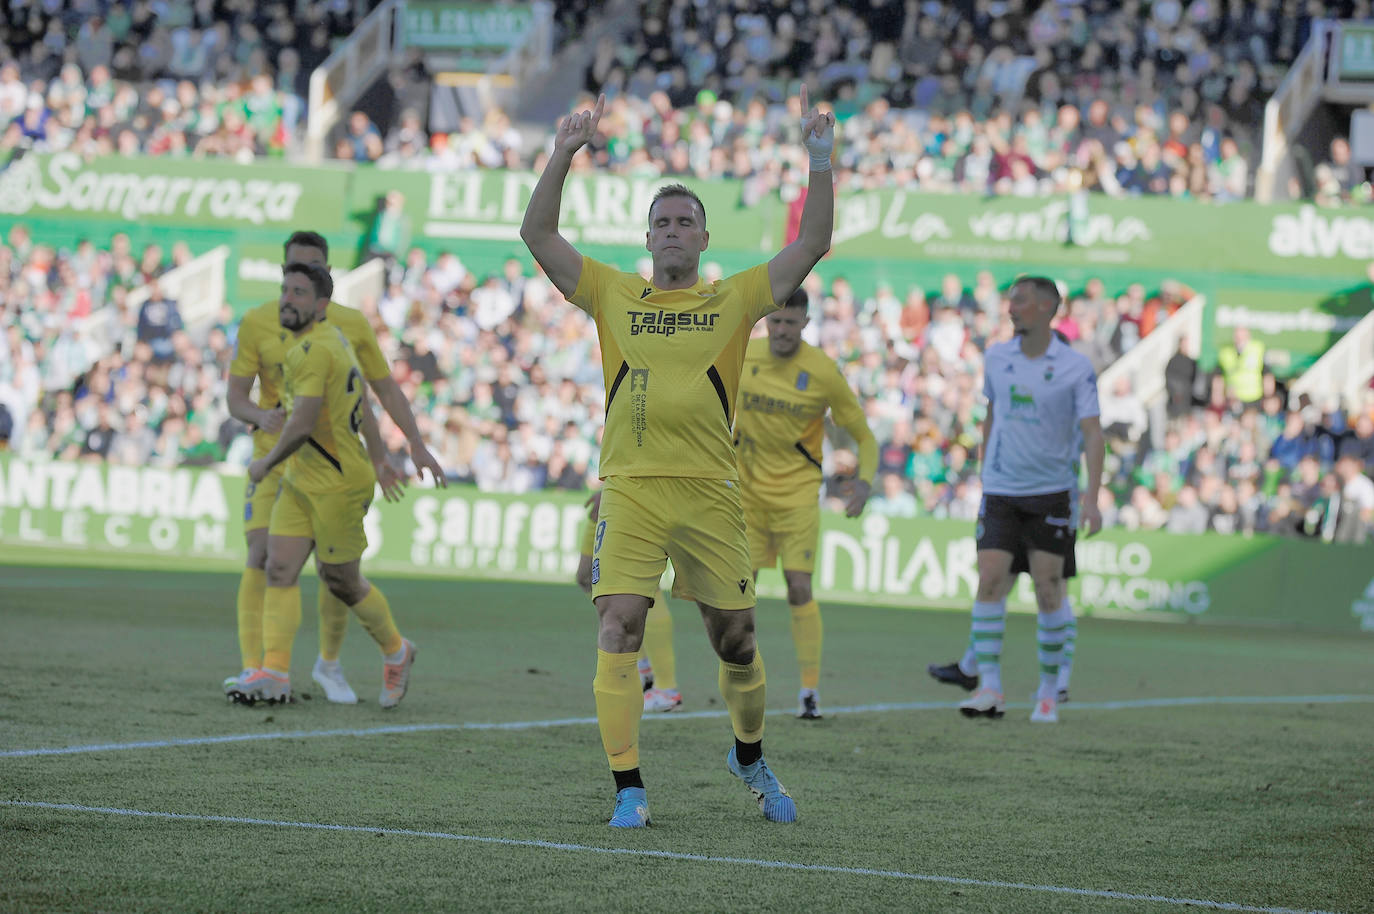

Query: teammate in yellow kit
left=520, top=86, right=834, bottom=827
left=736, top=289, right=876, bottom=720
left=225, top=231, right=444, bottom=703
left=576, top=491, right=681, bottom=712
left=230, top=263, right=417, bottom=707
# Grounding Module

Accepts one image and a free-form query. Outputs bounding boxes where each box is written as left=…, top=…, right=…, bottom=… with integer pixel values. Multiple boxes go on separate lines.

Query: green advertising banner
left=830, top=190, right=1374, bottom=281
left=798, top=512, right=1373, bottom=632
left=1337, top=23, right=1374, bottom=79
left=348, top=167, right=777, bottom=255
left=1211, top=284, right=1371, bottom=375
left=402, top=1, right=536, bottom=51
left=0, top=152, right=351, bottom=231
left=3, top=456, right=1371, bottom=633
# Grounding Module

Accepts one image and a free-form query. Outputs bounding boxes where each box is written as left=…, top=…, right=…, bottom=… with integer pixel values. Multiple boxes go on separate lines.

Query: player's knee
left=319, top=565, right=365, bottom=605
left=976, top=574, right=1008, bottom=602
left=1032, top=576, right=1063, bottom=611
left=263, top=557, right=299, bottom=587
left=710, top=620, right=756, bottom=665
left=784, top=574, right=812, bottom=606
left=245, top=536, right=269, bottom=570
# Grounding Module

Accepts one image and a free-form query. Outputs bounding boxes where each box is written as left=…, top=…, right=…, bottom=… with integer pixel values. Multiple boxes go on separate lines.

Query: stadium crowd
left=3, top=222, right=1372, bottom=543
left=4, top=1, right=1373, bottom=203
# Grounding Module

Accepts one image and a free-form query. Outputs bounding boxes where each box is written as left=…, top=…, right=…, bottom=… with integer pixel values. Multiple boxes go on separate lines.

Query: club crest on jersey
left=795, top=371, right=809, bottom=391
left=1044, top=366, right=1055, bottom=381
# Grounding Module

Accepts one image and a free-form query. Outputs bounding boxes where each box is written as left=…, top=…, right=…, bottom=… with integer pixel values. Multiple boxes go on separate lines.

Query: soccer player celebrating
left=231, top=263, right=417, bottom=708
left=521, top=87, right=834, bottom=827
left=736, top=289, right=876, bottom=720
left=226, top=231, right=444, bottom=703
left=945, top=277, right=1103, bottom=723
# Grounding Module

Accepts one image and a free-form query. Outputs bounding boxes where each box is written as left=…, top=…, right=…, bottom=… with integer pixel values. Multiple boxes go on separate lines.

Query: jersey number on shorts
left=345, top=367, right=364, bottom=434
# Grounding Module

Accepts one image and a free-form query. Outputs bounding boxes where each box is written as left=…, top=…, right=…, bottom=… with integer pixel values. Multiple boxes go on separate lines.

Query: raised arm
left=767, top=84, right=835, bottom=306
left=520, top=94, right=605, bottom=298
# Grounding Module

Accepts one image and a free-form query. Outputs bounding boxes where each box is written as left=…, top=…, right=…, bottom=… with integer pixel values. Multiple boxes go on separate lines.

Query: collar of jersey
left=643, top=276, right=713, bottom=302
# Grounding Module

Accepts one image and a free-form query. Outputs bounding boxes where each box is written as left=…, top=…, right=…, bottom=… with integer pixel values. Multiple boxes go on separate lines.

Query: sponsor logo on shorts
left=737, top=579, right=748, bottom=593
left=590, top=558, right=600, bottom=585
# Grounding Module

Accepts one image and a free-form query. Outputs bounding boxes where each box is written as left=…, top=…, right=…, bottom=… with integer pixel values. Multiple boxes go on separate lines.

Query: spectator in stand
left=1339, top=413, right=1374, bottom=465
left=135, top=282, right=183, bottom=364
left=1164, top=338, right=1201, bottom=419
left=1334, top=455, right=1374, bottom=543
left=1217, top=326, right=1266, bottom=406
left=869, top=471, right=919, bottom=518
left=1271, top=411, right=1317, bottom=470
left=1321, top=137, right=1368, bottom=203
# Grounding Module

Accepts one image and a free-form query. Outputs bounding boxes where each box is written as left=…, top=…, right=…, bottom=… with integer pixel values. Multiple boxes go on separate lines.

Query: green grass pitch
left=1, top=564, right=1371, bottom=913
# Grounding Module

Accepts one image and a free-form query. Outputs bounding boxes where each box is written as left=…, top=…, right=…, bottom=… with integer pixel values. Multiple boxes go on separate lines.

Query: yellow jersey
left=280, top=324, right=375, bottom=494
left=569, top=256, right=775, bottom=480
left=736, top=338, right=877, bottom=507
left=229, top=300, right=390, bottom=459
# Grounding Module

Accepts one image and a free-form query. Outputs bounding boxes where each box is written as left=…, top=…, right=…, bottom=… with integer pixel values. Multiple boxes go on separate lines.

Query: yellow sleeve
left=730, top=264, right=776, bottom=323
left=827, top=362, right=877, bottom=485
left=229, top=313, right=262, bottom=378
left=289, top=341, right=330, bottom=399
left=337, top=309, right=390, bottom=382
left=568, top=256, right=617, bottom=317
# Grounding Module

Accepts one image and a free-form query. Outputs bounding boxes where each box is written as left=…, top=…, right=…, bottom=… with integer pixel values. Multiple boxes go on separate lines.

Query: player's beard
left=279, top=305, right=311, bottom=331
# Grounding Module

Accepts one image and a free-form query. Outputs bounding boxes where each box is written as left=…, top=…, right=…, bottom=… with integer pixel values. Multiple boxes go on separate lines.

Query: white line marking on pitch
left=3, top=694, right=1371, bottom=759
left=0, top=800, right=1341, bottom=914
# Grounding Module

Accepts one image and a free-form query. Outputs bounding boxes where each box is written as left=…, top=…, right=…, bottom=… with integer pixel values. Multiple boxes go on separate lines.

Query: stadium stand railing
left=80, top=245, right=231, bottom=359
left=306, top=0, right=404, bottom=163
left=333, top=257, right=387, bottom=312
left=130, top=245, right=230, bottom=332
left=1257, top=21, right=1335, bottom=203
left=1097, top=293, right=1207, bottom=408
left=1288, top=307, right=1374, bottom=413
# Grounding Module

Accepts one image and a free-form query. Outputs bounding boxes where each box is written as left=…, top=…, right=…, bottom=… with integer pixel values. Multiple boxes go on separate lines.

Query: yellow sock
left=642, top=592, right=677, bottom=690
left=349, top=585, right=403, bottom=656
left=318, top=587, right=349, bottom=662
left=790, top=600, right=823, bottom=690
left=719, top=648, right=767, bottom=743
left=236, top=567, right=266, bottom=670
left=594, top=650, right=642, bottom=771
left=261, top=584, right=301, bottom=673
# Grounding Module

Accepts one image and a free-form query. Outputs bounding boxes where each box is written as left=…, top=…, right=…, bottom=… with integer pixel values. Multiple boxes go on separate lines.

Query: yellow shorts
left=744, top=497, right=820, bottom=574
left=268, top=477, right=372, bottom=564
left=243, top=462, right=285, bottom=534
left=592, top=476, right=754, bottom=609
left=579, top=514, right=597, bottom=557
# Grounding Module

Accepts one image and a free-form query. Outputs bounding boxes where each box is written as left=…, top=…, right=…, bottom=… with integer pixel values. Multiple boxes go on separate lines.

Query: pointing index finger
left=591, top=93, right=606, bottom=127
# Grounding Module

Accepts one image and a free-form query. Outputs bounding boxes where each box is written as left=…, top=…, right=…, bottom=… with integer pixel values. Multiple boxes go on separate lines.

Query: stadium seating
left=4, top=2, right=1371, bottom=542
left=4, top=216, right=1369, bottom=542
